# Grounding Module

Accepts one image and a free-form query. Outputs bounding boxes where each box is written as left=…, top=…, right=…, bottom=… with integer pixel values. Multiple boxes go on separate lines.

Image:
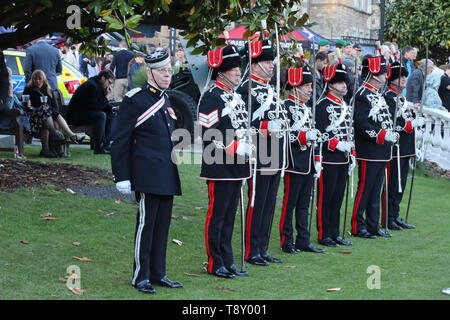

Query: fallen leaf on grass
left=171, top=215, right=179, bottom=219
left=41, top=217, right=58, bottom=220
left=284, top=265, right=296, bottom=268
left=115, top=198, right=121, bottom=204
left=19, top=239, right=29, bottom=244
left=326, top=287, right=341, bottom=292
left=72, top=256, right=92, bottom=262
left=172, top=239, right=183, bottom=246
left=338, top=250, right=352, bottom=254
left=216, top=286, right=234, bottom=291
left=72, top=241, right=81, bottom=246
left=69, top=287, right=84, bottom=295
left=40, top=212, right=52, bottom=217
left=184, top=272, right=200, bottom=277
left=66, top=188, right=76, bottom=195
left=105, top=211, right=114, bottom=216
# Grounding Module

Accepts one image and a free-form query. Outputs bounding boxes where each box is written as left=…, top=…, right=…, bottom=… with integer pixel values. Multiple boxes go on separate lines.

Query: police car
left=4, top=49, right=86, bottom=104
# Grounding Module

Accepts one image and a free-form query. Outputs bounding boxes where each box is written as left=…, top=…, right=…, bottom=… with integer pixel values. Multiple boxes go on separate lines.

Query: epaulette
left=125, top=87, right=142, bottom=98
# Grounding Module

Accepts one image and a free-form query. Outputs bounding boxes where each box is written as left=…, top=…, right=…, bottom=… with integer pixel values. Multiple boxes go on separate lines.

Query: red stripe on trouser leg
left=352, top=160, right=366, bottom=234
left=381, top=161, right=390, bottom=227
left=317, top=171, right=324, bottom=241
left=244, top=179, right=254, bottom=260
left=279, top=173, right=291, bottom=248
left=205, top=181, right=215, bottom=274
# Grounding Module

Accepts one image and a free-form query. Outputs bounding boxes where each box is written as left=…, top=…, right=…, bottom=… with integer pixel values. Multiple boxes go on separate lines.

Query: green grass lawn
left=0, top=145, right=449, bottom=300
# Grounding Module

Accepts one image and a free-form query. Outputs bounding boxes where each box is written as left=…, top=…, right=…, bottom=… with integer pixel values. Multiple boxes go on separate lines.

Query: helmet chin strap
left=218, top=72, right=237, bottom=89
left=371, top=74, right=386, bottom=86
left=149, top=69, right=165, bottom=91
left=294, top=87, right=311, bottom=100
left=257, top=62, right=272, bottom=79
left=329, top=84, right=348, bottom=97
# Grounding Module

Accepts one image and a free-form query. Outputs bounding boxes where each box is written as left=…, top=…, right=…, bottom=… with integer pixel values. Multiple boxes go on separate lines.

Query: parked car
left=3, top=49, right=87, bottom=104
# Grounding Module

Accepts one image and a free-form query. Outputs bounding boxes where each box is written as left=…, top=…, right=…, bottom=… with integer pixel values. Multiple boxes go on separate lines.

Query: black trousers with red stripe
left=316, top=163, right=349, bottom=241
left=279, top=172, right=314, bottom=249
left=381, top=157, right=411, bottom=226
left=205, top=180, right=242, bottom=274
left=132, top=192, right=173, bottom=286
left=351, top=160, right=387, bottom=235
left=245, top=170, right=281, bottom=260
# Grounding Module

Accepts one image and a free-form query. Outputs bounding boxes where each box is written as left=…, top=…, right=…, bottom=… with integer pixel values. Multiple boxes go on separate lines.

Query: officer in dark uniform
left=381, top=61, right=423, bottom=230
left=315, top=63, right=355, bottom=247
left=237, top=39, right=287, bottom=266
left=111, top=50, right=183, bottom=294
left=279, top=66, right=324, bottom=254
left=351, top=55, right=397, bottom=239
left=199, top=44, right=252, bottom=279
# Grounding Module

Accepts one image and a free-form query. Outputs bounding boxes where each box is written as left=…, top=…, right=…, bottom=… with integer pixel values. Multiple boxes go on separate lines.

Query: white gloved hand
left=306, top=129, right=320, bottom=142
left=385, top=131, right=399, bottom=143
left=348, top=154, right=356, bottom=175
left=267, top=119, right=283, bottom=133
left=314, top=161, right=322, bottom=179
left=412, top=117, right=425, bottom=128
left=415, top=148, right=424, bottom=162
left=336, top=141, right=352, bottom=153
left=236, top=141, right=253, bottom=157
left=116, top=180, right=131, bottom=194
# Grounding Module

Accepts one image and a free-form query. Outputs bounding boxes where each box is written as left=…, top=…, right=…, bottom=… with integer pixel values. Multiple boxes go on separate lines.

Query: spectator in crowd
left=22, top=70, right=67, bottom=157
left=0, top=67, right=31, bottom=158
left=23, top=70, right=83, bottom=142
left=174, top=48, right=187, bottom=68
left=315, top=51, right=328, bottom=101
left=128, top=51, right=146, bottom=89
left=109, top=41, right=134, bottom=102
left=87, top=57, right=100, bottom=78
left=317, top=40, right=330, bottom=54
left=342, top=57, right=356, bottom=104
left=423, top=66, right=446, bottom=111
left=101, top=53, right=114, bottom=71
left=58, top=43, right=78, bottom=69
left=438, top=64, right=450, bottom=111
left=352, top=43, right=362, bottom=58
left=380, top=45, right=392, bottom=63
left=402, top=46, right=417, bottom=80
left=80, top=53, right=96, bottom=78
left=406, top=58, right=435, bottom=108
left=65, top=69, right=116, bottom=154
left=24, top=38, right=62, bottom=90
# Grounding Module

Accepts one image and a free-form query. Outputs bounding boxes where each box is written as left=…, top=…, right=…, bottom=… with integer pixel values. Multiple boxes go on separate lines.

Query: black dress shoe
left=246, top=255, right=269, bottom=266
left=281, top=243, right=297, bottom=254
left=388, top=221, right=403, bottom=230
left=227, top=264, right=249, bottom=277
left=262, top=252, right=283, bottom=263
left=158, top=276, right=183, bottom=288
left=296, top=243, right=324, bottom=254
left=318, top=237, right=339, bottom=247
left=39, top=150, right=57, bottom=158
left=372, top=229, right=392, bottom=237
left=333, top=237, right=353, bottom=246
left=94, top=148, right=110, bottom=155
left=133, top=280, right=156, bottom=294
left=352, top=230, right=377, bottom=239
left=396, top=217, right=415, bottom=229
left=212, top=266, right=235, bottom=279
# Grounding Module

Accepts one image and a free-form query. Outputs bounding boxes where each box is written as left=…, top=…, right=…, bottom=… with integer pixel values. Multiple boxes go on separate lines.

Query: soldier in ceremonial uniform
left=351, top=55, right=397, bottom=239
left=381, top=61, right=423, bottom=230
left=198, top=45, right=251, bottom=279
left=279, top=66, right=324, bottom=254
left=237, top=39, right=287, bottom=266
left=111, top=50, right=183, bottom=294
left=315, top=63, right=355, bottom=247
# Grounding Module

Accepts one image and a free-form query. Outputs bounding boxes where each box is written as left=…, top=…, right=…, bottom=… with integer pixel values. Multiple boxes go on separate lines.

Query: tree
left=0, top=0, right=306, bottom=61
left=384, top=0, right=450, bottom=64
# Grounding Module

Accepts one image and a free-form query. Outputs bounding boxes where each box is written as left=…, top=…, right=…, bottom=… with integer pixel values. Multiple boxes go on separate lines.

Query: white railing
left=416, top=107, right=450, bottom=170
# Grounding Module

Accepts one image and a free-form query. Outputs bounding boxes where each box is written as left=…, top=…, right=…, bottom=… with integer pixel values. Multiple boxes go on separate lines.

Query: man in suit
left=24, top=39, right=62, bottom=90
left=109, top=41, right=134, bottom=102
left=65, top=69, right=116, bottom=154
left=111, top=50, right=183, bottom=294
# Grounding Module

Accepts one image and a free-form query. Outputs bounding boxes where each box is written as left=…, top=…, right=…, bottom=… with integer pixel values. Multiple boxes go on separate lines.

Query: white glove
left=267, top=119, right=283, bottom=133
left=412, top=117, right=425, bottom=128
left=116, top=180, right=131, bottom=194
left=336, top=141, right=352, bottom=153
left=306, top=129, right=320, bottom=142
left=314, top=161, right=322, bottom=179
left=415, top=148, right=424, bottom=162
left=385, top=131, right=399, bottom=143
left=348, top=154, right=356, bottom=175
left=236, top=141, right=253, bottom=157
